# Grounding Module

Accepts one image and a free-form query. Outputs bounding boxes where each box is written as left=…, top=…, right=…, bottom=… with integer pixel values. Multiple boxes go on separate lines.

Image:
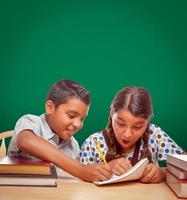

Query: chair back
left=0, top=130, right=14, bottom=159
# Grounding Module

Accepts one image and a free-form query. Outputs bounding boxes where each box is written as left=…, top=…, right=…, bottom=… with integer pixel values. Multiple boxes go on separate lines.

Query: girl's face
left=45, top=97, right=89, bottom=142
left=111, top=109, right=148, bottom=153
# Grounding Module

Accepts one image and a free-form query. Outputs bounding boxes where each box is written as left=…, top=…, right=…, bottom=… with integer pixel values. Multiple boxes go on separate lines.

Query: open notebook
left=94, top=158, right=148, bottom=185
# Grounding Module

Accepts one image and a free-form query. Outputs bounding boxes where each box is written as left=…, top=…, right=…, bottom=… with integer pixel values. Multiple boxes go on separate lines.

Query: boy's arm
left=17, top=130, right=111, bottom=182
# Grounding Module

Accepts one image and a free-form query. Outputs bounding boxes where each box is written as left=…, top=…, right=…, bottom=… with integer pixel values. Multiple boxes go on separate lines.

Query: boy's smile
left=45, top=97, right=89, bottom=142
left=63, top=128, right=76, bottom=139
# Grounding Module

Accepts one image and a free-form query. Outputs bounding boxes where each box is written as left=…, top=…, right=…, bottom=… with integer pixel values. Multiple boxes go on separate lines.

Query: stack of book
left=166, top=154, right=187, bottom=198
left=0, top=156, right=57, bottom=187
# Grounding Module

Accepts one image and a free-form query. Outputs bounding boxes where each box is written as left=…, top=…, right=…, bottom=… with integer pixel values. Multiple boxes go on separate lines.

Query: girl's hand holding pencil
left=79, top=138, right=112, bottom=182
left=93, top=138, right=132, bottom=176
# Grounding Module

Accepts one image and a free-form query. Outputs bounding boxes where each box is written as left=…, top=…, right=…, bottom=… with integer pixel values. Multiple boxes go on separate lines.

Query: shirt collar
left=39, top=113, right=73, bottom=146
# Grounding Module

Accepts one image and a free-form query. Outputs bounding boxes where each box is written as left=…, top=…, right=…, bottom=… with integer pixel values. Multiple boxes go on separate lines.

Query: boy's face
left=45, top=97, right=89, bottom=142
left=111, top=109, right=148, bottom=153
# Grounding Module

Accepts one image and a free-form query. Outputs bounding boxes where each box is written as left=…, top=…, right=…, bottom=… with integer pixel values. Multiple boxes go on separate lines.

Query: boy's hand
left=80, top=163, right=112, bottom=182
left=108, top=158, right=132, bottom=176
left=139, top=163, right=163, bottom=183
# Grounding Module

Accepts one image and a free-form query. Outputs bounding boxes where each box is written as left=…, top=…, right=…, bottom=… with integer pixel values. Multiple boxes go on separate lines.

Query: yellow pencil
left=93, top=138, right=108, bottom=165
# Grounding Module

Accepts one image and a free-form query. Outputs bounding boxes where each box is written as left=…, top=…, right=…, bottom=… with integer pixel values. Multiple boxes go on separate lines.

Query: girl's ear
left=45, top=100, right=55, bottom=114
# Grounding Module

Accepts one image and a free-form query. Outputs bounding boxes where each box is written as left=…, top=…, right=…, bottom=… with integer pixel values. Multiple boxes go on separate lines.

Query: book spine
left=167, top=157, right=187, bottom=172
left=167, top=164, right=187, bottom=179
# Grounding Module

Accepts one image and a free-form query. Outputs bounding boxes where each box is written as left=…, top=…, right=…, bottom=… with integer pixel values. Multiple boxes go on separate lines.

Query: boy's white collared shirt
left=8, top=113, right=80, bottom=176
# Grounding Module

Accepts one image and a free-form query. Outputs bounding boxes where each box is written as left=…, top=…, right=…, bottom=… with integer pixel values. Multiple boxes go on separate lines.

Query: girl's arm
left=17, top=130, right=111, bottom=182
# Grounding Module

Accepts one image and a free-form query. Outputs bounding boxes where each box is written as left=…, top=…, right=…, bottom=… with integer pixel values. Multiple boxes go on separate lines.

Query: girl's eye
left=117, top=121, right=125, bottom=127
left=67, top=113, right=75, bottom=119
left=133, top=126, right=143, bottom=130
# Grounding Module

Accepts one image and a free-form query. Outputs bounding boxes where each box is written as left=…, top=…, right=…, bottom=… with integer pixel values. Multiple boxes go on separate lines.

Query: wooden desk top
left=0, top=177, right=178, bottom=200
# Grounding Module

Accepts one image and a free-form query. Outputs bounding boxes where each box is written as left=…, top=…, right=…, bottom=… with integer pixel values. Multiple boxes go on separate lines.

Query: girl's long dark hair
left=102, top=86, right=153, bottom=165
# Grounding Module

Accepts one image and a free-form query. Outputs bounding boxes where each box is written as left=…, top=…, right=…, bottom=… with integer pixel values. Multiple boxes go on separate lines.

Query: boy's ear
left=110, top=108, right=114, bottom=117
left=45, top=100, right=55, bottom=114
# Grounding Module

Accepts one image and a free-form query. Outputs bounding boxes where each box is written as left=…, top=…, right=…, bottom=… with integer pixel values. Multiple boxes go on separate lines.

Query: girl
left=8, top=79, right=111, bottom=182
left=80, top=86, right=184, bottom=183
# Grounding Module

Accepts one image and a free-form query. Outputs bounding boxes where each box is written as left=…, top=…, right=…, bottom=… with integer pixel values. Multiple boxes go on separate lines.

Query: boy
left=8, top=79, right=111, bottom=182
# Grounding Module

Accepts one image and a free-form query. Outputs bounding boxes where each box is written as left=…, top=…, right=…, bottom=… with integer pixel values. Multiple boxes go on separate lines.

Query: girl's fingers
left=112, top=160, right=132, bottom=175
left=100, top=165, right=112, bottom=177
left=90, top=164, right=112, bottom=181
left=120, top=160, right=132, bottom=171
left=124, top=159, right=132, bottom=169
left=150, top=169, right=162, bottom=183
left=140, top=164, right=155, bottom=182
left=112, top=166, right=125, bottom=175
left=108, top=158, right=133, bottom=176
left=141, top=163, right=152, bottom=177
left=151, top=174, right=160, bottom=183
left=97, top=173, right=110, bottom=181
left=140, top=164, right=161, bottom=183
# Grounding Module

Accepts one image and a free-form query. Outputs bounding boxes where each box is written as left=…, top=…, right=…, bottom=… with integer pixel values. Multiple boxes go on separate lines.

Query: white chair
left=0, top=130, right=14, bottom=159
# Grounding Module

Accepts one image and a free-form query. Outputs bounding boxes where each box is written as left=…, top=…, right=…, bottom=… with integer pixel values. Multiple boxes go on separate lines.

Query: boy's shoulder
left=16, top=114, right=44, bottom=127
left=14, top=114, right=45, bottom=135
left=18, top=114, right=41, bottom=122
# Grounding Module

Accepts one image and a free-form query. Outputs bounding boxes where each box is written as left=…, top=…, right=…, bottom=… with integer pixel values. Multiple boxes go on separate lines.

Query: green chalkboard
left=0, top=0, right=187, bottom=151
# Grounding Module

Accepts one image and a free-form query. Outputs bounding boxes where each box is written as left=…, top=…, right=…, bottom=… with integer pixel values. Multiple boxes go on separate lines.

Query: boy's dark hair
left=102, top=86, right=153, bottom=165
left=46, top=80, right=91, bottom=107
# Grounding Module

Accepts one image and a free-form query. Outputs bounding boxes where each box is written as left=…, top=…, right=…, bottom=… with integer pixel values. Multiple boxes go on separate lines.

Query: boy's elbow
left=16, top=131, right=34, bottom=152
left=17, top=139, right=27, bottom=151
